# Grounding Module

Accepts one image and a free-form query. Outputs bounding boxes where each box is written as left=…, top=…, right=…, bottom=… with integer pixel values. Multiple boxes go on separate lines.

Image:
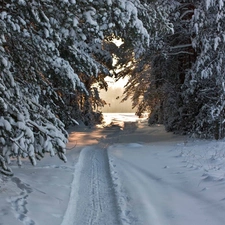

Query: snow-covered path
left=1, top=113, right=225, bottom=225
left=63, top=114, right=225, bottom=225
left=108, top=143, right=225, bottom=225
left=62, top=146, right=120, bottom=225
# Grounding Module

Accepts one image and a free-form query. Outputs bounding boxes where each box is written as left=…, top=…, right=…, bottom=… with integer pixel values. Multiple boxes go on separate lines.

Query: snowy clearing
left=1, top=113, right=225, bottom=225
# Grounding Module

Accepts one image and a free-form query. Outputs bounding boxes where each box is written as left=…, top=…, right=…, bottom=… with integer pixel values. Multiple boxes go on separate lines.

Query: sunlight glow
left=113, top=38, right=123, bottom=47
left=104, top=76, right=128, bottom=88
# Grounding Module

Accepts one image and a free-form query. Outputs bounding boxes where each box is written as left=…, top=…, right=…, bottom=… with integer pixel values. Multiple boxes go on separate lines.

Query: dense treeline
left=1, top=0, right=225, bottom=175
left=116, top=0, right=225, bottom=139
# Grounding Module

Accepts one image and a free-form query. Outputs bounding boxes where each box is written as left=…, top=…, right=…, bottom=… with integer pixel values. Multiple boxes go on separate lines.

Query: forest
left=1, top=0, right=225, bottom=175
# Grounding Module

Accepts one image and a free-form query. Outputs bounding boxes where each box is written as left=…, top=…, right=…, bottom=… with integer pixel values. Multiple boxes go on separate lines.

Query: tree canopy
left=116, top=0, right=225, bottom=139
left=1, top=0, right=225, bottom=175
left=0, top=0, right=172, bottom=175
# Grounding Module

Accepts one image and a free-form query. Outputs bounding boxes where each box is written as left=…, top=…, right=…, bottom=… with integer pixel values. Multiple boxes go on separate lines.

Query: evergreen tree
left=0, top=0, right=171, bottom=175
left=110, top=0, right=175, bottom=118
left=120, top=0, right=225, bottom=140
left=113, top=1, right=189, bottom=126
left=159, top=0, right=196, bottom=133
left=183, top=0, right=225, bottom=138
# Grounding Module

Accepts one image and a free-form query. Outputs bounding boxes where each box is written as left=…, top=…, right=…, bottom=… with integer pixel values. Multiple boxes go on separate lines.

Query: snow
left=61, top=147, right=86, bottom=225
left=108, top=141, right=225, bottom=225
left=214, top=37, right=221, bottom=51
left=107, top=0, right=112, bottom=6
left=84, top=9, right=98, bottom=27
left=0, top=117, right=12, bottom=131
left=1, top=56, right=8, bottom=68
left=219, top=0, right=224, bottom=10
left=194, top=22, right=199, bottom=34
left=1, top=113, right=225, bottom=224
left=206, top=0, right=212, bottom=10
left=50, top=56, right=85, bottom=91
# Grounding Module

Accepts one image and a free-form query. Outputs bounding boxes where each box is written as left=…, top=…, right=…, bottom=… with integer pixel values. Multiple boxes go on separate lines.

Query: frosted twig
left=66, top=141, right=77, bottom=150
left=10, top=132, right=24, bottom=142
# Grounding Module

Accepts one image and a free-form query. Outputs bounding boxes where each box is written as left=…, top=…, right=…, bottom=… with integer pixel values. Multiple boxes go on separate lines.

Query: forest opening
left=99, top=76, right=136, bottom=113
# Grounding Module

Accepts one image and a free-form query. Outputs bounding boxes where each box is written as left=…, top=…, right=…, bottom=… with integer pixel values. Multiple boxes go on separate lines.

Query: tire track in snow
left=61, top=146, right=120, bottom=225
left=108, top=153, right=164, bottom=225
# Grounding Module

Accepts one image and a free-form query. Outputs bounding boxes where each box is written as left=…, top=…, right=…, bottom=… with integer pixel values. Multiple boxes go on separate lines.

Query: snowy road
left=62, top=114, right=225, bottom=225
left=108, top=143, right=225, bottom=225
left=1, top=113, right=225, bottom=225
left=62, top=146, right=120, bottom=225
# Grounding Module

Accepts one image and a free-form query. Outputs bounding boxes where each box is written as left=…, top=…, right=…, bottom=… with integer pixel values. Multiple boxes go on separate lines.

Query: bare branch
left=167, top=51, right=194, bottom=56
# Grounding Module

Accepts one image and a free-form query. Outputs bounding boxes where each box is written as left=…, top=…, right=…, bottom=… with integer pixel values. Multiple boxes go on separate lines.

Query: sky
left=97, top=38, right=137, bottom=113
left=99, top=77, right=136, bottom=113
left=104, top=76, right=128, bottom=88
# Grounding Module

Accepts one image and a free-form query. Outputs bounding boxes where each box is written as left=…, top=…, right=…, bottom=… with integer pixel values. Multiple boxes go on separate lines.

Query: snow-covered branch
left=170, top=44, right=193, bottom=50
left=180, top=10, right=194, bottom=19
left=168, top=51, right=194, bottom=56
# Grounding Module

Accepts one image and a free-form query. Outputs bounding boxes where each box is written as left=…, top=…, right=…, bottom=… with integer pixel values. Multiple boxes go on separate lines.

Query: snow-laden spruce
left=183, top=0, right=225, bottom=139
left=114, top=0, right=225, bottom=139
left=0, top=0, right=172, bottom=174
left=0, top=61, right=68, bottom=176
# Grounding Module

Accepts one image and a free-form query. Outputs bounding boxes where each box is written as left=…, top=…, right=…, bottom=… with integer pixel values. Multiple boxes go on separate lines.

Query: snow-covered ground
left=1, top=113, right=225, bottom=224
